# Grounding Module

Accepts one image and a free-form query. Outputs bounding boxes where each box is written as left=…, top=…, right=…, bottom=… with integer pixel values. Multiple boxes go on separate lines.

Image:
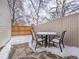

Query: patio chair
left=50, top=31, right=67, bottom=52
left=31, top=25, right=45, bottom=50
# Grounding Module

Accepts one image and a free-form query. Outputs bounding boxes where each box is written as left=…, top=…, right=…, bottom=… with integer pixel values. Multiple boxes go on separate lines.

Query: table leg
left=45, top=35, right=47, bottom=47
left=41, top=35, right=44, bottom=45
left=49, top=35, right=50, bottom=47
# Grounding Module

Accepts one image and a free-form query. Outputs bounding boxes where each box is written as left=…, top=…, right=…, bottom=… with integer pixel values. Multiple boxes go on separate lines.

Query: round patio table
left=36, top=32, right=57, bottom=47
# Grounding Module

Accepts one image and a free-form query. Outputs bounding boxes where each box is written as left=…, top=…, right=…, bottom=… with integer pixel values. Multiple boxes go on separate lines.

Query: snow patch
left=0, top=35, right=79, bottom=59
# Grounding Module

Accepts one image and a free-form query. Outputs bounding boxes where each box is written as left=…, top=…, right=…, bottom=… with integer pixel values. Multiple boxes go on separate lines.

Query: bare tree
left=7, top=0, right=16, bottom=24
left=29, top=0, right=43, bottom=24
left=50, top=0, right=79, bottom=18
left=7, top=0, right=79, bottom=25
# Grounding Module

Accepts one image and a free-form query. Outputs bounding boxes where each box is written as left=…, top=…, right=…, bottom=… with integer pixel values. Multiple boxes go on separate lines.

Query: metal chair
left=31, top=25, right=45, bottom=50
left=50, top=31, right=67, bottom=52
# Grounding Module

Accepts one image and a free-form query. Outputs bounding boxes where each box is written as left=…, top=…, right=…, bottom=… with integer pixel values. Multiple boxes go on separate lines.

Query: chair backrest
left=61, top=31, right=67, bottom=41
left=31, top=24, right=37, bottom=41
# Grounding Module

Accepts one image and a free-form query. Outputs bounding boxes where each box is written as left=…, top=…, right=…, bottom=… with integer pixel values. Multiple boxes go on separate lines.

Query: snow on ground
left=30, top=44, right=79, bottom=58
left=0, top=35, right=32, bottom=59
left=0, top=35, right=79, bottom=59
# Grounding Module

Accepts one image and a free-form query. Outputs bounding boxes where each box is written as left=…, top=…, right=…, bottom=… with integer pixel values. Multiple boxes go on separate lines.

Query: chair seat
left=37, top=38, right=45, bottom=41
left=52, top=38, right=60, bottom=43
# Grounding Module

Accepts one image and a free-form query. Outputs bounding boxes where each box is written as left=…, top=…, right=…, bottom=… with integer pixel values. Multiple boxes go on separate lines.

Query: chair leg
left=32, top=39, right=33, bottom=44
left=35, top=42, right=37, bottom=50
left=32, top=37, right=34, bottom=44
left=49, top=41, right=50, bottom=47
left=62, top=41, right=65, bottom=48
left=59, top=43, right=62, bottom=52
left=53, top=42, right=55, bottom=46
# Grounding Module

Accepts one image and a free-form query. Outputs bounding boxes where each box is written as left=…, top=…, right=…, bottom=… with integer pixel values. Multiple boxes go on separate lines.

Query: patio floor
left=9, top=43, right=77, bottom=59
left=0, top=35, right=79, bottom=59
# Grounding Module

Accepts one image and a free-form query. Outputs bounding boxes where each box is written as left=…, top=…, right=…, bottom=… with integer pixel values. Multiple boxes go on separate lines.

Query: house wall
left=0, top=0, right=11, bottom=47
left=34, top=13, right=79, bottom=47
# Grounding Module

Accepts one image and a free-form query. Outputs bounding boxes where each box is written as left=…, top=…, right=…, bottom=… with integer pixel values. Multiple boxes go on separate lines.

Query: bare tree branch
left=29, top=0, right=37, bottom=14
